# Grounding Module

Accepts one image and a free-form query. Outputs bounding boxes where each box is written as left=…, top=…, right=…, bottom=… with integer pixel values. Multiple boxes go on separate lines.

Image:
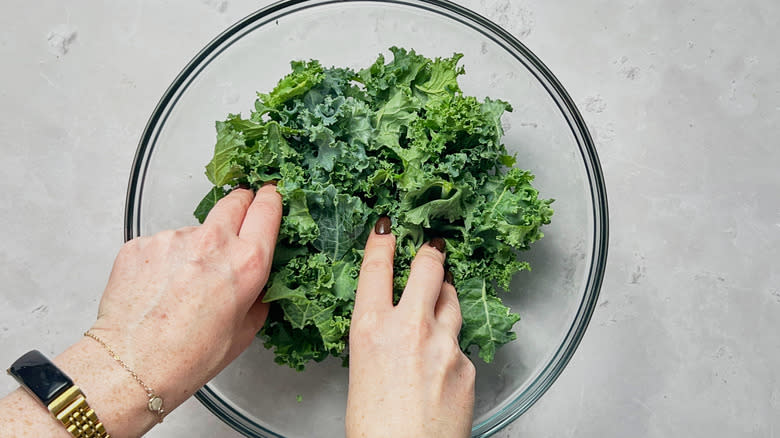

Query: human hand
left=346, top=218, right=476, bottom=438
left=0, top=185, right=282, bottom=438
left=87, top=185, right=282, bottom=420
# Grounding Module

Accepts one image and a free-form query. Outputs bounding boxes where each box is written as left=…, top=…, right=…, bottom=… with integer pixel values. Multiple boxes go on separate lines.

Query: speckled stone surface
left=1, top=1, right=778, bottom=437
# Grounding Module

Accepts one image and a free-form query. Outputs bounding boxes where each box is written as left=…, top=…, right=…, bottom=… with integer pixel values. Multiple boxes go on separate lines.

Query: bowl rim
left=124, top=0, right=609, bottom=436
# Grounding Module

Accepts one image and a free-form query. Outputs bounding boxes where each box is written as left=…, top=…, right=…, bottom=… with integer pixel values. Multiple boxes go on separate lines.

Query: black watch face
left=8, top=350, right=73, bottom=405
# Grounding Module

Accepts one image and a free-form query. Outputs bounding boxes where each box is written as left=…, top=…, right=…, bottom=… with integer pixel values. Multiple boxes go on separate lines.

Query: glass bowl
left=124, top=0, right=608, bottom=436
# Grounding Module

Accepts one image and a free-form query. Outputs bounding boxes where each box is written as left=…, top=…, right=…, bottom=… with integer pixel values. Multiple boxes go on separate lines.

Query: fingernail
left=237, top=183, right=250, bottom=190
left=429, top=237, right=446, bottom=253
left=265, top=180, right=278, bottom=187
left=444, top=270, right=454, bottom=285
left=375, top=216, right=391, bottom=235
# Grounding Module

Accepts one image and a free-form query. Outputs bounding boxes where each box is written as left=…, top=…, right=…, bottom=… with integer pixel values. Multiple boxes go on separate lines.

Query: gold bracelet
left=48, top=385, right=110, bottom=437
left=83, top=331, right=166, bottom=423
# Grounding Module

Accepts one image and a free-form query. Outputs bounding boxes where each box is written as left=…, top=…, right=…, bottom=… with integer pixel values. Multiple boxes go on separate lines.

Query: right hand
left=346, top=218, right=476, bottom=438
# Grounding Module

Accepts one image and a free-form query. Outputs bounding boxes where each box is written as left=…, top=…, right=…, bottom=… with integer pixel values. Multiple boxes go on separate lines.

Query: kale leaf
left=194, top=48, right=553, bottom=369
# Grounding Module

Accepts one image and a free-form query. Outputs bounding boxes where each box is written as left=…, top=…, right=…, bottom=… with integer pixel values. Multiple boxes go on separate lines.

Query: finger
left=354, top=217, right=395, bottom=317
left=238, top=183, right=283, bottom=259
left=398, top=239, right=446, bottom=315
left=434, top=276, right=462, bottom=336
left=203, top=188, right=255, bottom=233
left=243, top=297, right=270, bottom=335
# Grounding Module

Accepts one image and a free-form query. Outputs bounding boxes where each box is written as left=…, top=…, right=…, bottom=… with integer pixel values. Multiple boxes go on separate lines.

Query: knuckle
left=152, top=230, right=178, bottom=254
left=350, top=311, right=382, bottom=346
left=252, top=195, right=283, bottom=219
left=460, top=356, right=477, bottom=381
left=172, top=227, right=195, bottom=245
left=410, top=252, right=444, bottom=275
left=155, top=229, right=177, bottom=242
left=233, top=190, right=255, bottom=206
left=430, top=335, right=463, bottom=372
left=445, top=337, right=462, bottom=358
left=449, top=337, right=463, bottom=356
left=172, top=228, right=188, bottom=240
left=353, top=310, right=380, bottom=330
left=241, top=244, right=268, bottom=272
left=195, top=224, right=227, bottom=253
left=360, top=257, right=390, bottom=275
left=245, top=244, right=263, bottom=263
left=444, top=293, right=462, bottom=317
left=419, top=243, right=445, bottom=260
left=176, top=225, right=198, bottom=235
left=443, top=281, right=458, bottom=295
left=442, top=348, right=461, bottom=370
left=447, top=337, right=471, bottom=369
left=464, top=358, right=477, bottom=378
left=218, top=193, right=252, bottom=212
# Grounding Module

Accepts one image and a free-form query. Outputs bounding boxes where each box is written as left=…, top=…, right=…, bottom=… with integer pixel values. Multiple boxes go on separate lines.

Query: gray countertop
left=2, top=1, right=778, bottom=437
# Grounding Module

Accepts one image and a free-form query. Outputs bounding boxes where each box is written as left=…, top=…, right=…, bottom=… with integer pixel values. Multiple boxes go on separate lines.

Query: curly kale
left=194, top=48, right=553, bottom=370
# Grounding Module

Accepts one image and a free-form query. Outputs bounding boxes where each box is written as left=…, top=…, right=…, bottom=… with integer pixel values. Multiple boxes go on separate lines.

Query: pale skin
left=347, top=229, right=476, bottom=438
left=0, top=184, right=475, bottom=437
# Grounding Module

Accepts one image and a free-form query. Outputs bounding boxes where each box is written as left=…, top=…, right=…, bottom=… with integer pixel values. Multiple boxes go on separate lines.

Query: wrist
left=53, top=337, right=160, bottom=438
left=84, top=321, right=204, bottom=413
left=1, top=388, right=73, bottom=437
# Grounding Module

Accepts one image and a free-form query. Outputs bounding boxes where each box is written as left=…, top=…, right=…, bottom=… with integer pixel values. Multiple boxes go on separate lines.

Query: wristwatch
left=7, top=350, right=110, bottom=437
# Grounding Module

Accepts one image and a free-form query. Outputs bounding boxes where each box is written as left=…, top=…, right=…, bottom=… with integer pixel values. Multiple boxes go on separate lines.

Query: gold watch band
left=47, top=385, right=110, bottom=438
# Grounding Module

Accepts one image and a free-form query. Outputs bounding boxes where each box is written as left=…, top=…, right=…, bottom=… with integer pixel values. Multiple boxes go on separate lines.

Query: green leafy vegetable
left=457, top=278, right=522, bottom=363
left=193, top=186, right=227, bottom=223
left=194, top=47, right=553, bottom=369
left=307, top=185, right=371, bottom=260
left=205, top=121, right=245, bottom=187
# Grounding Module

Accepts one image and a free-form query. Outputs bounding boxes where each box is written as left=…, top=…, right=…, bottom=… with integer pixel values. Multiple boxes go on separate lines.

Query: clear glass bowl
left=125, top=0, right=609, bottom=436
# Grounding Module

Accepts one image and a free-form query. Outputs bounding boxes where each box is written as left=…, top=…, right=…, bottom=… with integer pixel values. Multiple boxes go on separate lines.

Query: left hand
left=89, top=184, right=282, bottom=415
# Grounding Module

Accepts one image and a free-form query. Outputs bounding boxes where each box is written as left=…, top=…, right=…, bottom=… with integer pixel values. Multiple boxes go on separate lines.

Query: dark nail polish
left=444, top=270, right=454, bottom=285
left=429, top=237, right=446, bottom=253
left=375, top=216, right=391, bottom=235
